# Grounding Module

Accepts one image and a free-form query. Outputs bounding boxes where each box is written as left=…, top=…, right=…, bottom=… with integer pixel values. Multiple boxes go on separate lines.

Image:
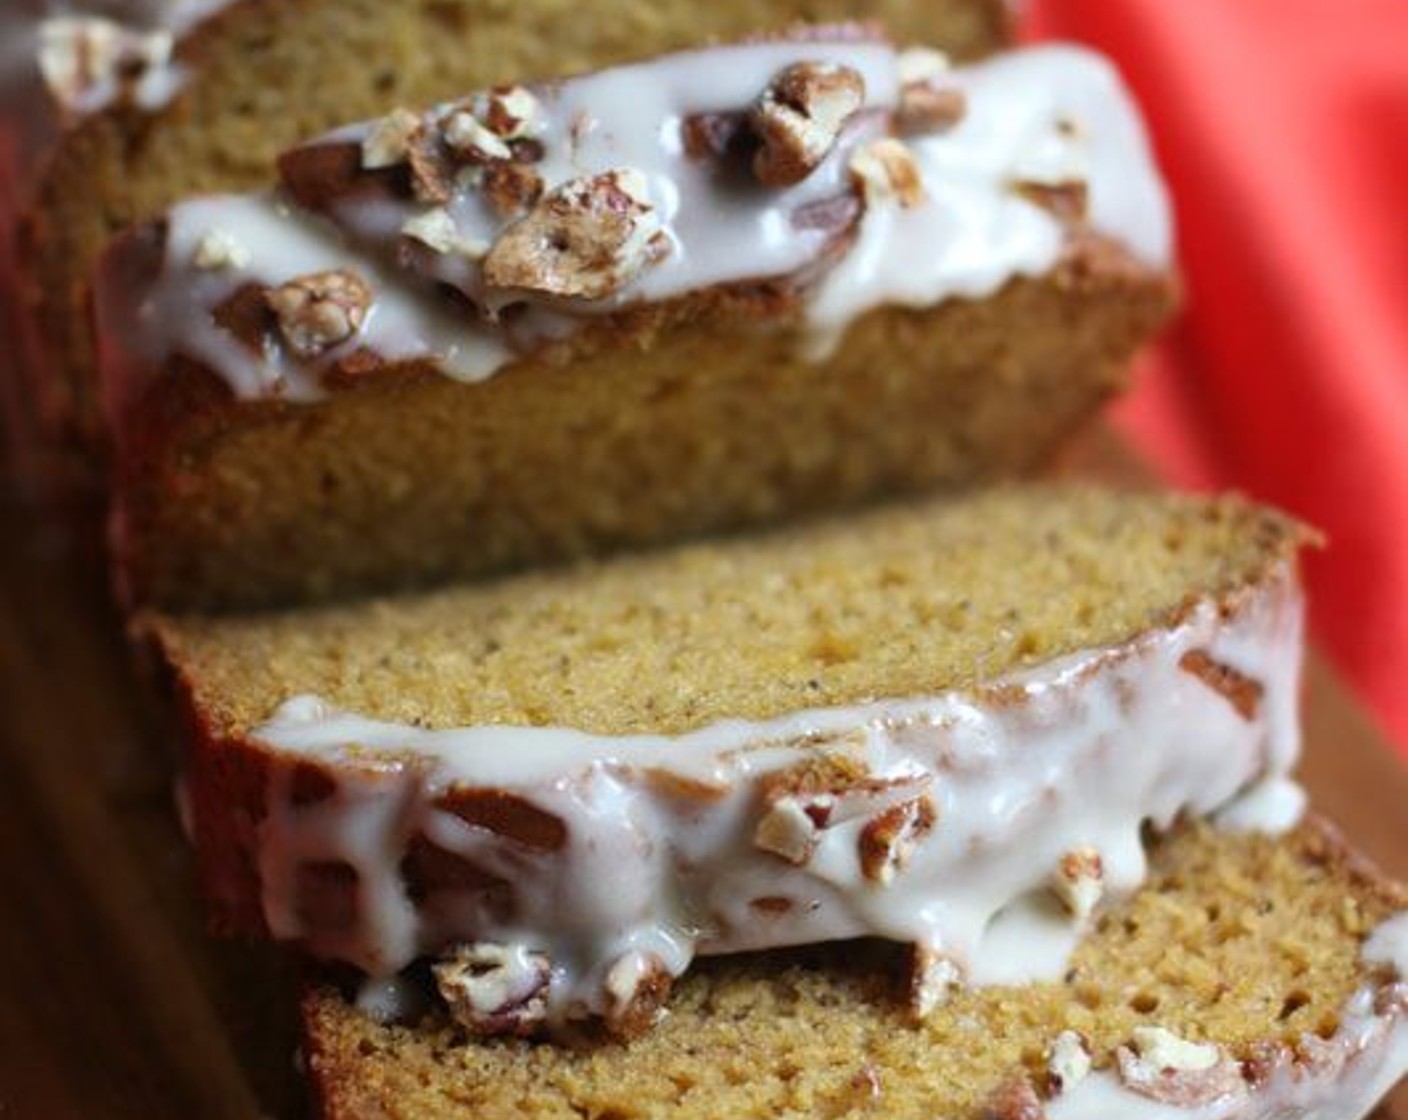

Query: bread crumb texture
left=155, top=486, right=1305, bottom=738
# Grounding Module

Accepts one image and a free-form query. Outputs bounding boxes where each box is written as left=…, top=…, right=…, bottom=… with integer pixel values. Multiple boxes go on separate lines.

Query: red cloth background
left=1026, top=0, right=1408, bottom=757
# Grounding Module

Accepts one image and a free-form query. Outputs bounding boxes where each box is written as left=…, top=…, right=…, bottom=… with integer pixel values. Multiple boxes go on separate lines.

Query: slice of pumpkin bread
left=146, top=486, right=1311, bottom=1037
left=99, top=36, right=1174, bottom=610
left=1, top=0, right=1013, bottom=473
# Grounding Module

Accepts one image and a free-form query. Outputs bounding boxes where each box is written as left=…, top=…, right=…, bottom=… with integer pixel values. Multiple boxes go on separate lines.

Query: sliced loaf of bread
left=0, top=0, right=1012, bottom=474
left=99, top=35, right=1174, bottom=609
left=147, top=486, right=1308, bottom=1037
left=300, top=818, right=1408, bottom=1120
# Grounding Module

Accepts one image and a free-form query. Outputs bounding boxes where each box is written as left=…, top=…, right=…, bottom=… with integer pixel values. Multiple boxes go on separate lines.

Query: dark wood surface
left=0, top=442, right=1404, bottom=1119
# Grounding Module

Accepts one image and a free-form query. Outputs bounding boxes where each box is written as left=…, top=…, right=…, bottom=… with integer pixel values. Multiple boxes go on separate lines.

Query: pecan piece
left=1051, top=847, right=1105, bottom=919
left=603, top=951, right=673, bottom=1039
left=751, top=62, right=866, bottom=187
left=482, top=169, right=667, bottom=301
left=361, top=107, right=422, bottom=170
left=1046, top=1030, right=1092, bottom=1095
left=754, top=793, right=833, bottom=865
left=858, top=796, right=936, bottom=884
left=979, top=1075, right=1046, bottom=1120
left=432, top=942, right=552, bottom=1036
left=1117, top=1027, right=1247, bottom=1107
left=1179, top=650, right=1265, bottom=721
left=848, top=138, right=926, bottom=208
left=895, top=47, right=967, bottom=137
left=906, top=945, right=963, bottom=1022
left=480, top=161, right=546, bottom=219
left=264, top=269, right=372, bottom=358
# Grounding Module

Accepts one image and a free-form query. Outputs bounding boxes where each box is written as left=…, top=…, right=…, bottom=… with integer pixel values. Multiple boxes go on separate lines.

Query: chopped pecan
left=480, top=161, right=546, bottom=218
left=407, top=127, right=455, bottom=204
left=895, top=48, right=966, bottom=137
left=361, top=107, right=423, bottom=170
left=443, top=107, right=514, bottom=162
left=979, top=1075, right=1046, bottom=1120
left=433, top=942, right=552, bottom=1036
left=1117, top=1027, right=1246, bottom=1106
left=482, top=169, right=668, bottom=301
left=858, top=796, right=936, bottom=884
left=1046, top=1030, right=1092, bottom=1095
left=906, top=945, right=963, bottom=1021
left=1178, top=651, right=1265, bottom=721
left=1012, top=181, right=1090, bottom=223
left=434, top=788, right=567, bottom=853
left=898, top=84, right=967, bottom=137
left=264, top=269, right=372, bottom=358
left=191, top=228, right=250, bottom=271
left=482, top=86, right=543, bottom=140
left=754, top=794, right=833, bottom=864
left=1051, top=847, right=1105, bottom=919
left=848, top=138, right=926, bottom=208
left=681, top=111, right=749, bottom=162
left=751, top=62, right=866, bottom=187
left=603, top=951, right=673, bottom=1038
left=38, top=17, right=173, bottom=110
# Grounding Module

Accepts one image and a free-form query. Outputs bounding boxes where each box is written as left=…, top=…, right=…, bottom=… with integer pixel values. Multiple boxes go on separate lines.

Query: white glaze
left=806, top=45, right=1172, bottom=354
left=99, top=194, right=510, bottom=403
left=227, top=565, right=1304, bottom=1027
left=1213, top=775, right=1308, bottom=835
left=1364, top=912, right=1408, bottom=978
left=316, top=39, right=898, bottom=320
left=96, top=41, right=1171, bottom=408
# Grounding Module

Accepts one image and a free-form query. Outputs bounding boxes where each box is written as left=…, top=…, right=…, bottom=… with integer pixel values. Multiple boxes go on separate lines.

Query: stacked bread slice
left=12, top=4, right=1403, bottom=1118
left=1, top=0, right=1011, bottom=477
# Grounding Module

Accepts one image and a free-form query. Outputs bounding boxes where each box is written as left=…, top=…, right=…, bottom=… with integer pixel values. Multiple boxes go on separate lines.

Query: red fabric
left=1026, top=0, right=1408, bottom=756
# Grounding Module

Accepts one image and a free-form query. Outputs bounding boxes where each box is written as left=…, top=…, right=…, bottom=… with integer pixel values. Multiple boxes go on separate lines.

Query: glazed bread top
left=95, top=36, right=1171, bottom=416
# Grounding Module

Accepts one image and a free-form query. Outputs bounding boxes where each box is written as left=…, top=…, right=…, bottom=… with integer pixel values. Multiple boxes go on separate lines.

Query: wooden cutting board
left=1, top=441, right=1405, bottom=1119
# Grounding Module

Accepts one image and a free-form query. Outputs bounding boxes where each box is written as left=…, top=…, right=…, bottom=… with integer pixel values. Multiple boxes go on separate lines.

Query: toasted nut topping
left=895, top=47, right=967, bottom=136
left=1130, top=1027, right=1220, bottom=1072
left=361, top=107, right=422, bottom=170
left=1179, top=650, right=1265, bottom=721
left=482, top=169, right=667, bottom=301
left=897, top=47, right=951, bottom=86
left=1011, top=180, right=1090, bottom=223
left=1047, top=1030, right=1092, bottom=1094
left=400, top=208, right=490, bottom=258
left=480, top=161, right=546, bottom=218
left=443, top=108, right=514, bottom=162
left=754, top=794, right=833, bottom=864
left=1052, top=847, right=1104, bottom=919
left=433, top=942, right=552, bottom=1037
left=908, top=946, right=963, bottom=1021
left=849, top=138, right=926, bottom=208
left=1118, top=1028, right=1244, bottom=1106
left=192, top=229, right=250, bottom=271
left=38, top=17, right=173, bottom=110
left=482, top=86, right=543, bottom=140
left=858, top=796, right=936, bottom=884
left=265, top=269, right=372, bottom=358
left=603, top=951, right=672, bottom=1039
left=751, top=62, right=866, bottom=187
left=978, top=1075, right=1046, bottom=1120
left=897, top=83, right=968, bottom=137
